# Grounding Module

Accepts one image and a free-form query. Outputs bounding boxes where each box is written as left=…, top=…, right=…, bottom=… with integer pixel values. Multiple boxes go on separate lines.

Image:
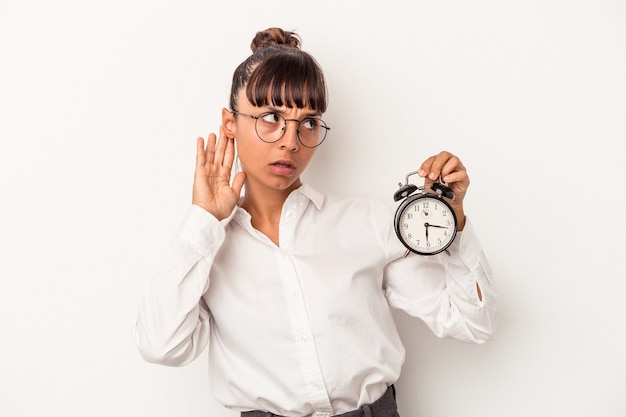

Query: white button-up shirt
left=133, top=184, right=497, bottom=416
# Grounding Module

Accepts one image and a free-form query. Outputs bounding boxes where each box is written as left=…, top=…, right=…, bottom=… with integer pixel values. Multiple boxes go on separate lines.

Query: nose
left=280, top=119, right=300, bottom=150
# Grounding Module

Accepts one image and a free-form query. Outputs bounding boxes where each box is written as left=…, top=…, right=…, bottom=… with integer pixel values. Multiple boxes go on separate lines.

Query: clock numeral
left=407, top=213, right=413, bottom=220
left=423, top=201, right=430, bottom=209
left=407, top=233, right=413, bottom=240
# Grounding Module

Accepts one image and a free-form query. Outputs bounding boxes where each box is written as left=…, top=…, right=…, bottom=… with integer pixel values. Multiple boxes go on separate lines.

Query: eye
left=301, top=118, right=320, bottom=130
left=260, top=112, right=281, bottom=125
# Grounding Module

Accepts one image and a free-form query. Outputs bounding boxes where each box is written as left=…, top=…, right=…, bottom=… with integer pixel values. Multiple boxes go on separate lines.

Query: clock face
left=395, top=195, right=458, bottom=255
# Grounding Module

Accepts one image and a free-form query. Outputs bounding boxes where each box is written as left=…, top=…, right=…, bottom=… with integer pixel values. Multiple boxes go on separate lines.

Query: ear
left=222, top=108, right=236, bottom=139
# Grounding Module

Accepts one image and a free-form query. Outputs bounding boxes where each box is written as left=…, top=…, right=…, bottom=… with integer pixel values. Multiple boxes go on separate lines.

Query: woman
left=133, top=27, right=497, bottom=417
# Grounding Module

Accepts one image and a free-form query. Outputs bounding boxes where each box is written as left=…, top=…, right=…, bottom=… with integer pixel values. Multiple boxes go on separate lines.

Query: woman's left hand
left=418, top=151, right=469, bottom=231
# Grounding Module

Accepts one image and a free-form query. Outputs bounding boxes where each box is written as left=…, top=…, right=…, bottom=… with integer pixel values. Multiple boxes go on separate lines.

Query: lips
left=271, top=160, right=295, bottom=169
left=270, top=159, right=297, bottom=176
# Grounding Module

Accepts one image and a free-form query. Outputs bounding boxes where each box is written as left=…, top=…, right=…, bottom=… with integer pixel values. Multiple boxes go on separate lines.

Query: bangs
left=245, top=53, right=327, bottom=113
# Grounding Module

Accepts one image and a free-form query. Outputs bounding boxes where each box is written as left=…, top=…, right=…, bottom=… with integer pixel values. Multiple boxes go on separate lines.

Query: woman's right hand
left=192, top=126, right=246, bottom=220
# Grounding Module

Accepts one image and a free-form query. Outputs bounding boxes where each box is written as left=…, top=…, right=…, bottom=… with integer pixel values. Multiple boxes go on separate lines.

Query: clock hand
left=427, top=224, right=448, bottom=229
left=424, top=223, right=429, bottom=242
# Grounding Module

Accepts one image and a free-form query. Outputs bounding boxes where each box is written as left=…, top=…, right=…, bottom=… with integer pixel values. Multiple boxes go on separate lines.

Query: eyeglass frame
left=230, top=110, right=330, bottom=148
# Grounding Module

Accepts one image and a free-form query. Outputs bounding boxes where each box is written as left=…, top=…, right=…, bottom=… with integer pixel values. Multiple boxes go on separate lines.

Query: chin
left=271, top=178, right=302, bottom=191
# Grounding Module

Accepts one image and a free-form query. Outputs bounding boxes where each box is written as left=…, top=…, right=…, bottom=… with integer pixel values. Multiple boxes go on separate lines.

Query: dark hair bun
left=250, top=27, right=301, bottom=52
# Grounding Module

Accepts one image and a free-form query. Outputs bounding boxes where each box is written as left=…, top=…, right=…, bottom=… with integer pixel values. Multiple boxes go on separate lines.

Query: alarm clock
left=393, top=170, right=458, bottom=256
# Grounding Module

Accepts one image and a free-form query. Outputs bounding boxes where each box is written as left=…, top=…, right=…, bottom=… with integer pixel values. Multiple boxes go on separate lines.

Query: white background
left=1, top=1, right=625, bottom=416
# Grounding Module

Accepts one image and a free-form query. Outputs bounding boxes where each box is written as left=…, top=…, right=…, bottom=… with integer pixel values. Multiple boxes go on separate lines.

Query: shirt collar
left=294, top=183, right=325, bottom=210
left=228, top=183, right=325, bottom=227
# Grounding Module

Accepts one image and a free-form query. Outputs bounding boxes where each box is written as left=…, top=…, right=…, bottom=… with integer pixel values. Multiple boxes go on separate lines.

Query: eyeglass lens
left=255, top=112, right=328, bottom=148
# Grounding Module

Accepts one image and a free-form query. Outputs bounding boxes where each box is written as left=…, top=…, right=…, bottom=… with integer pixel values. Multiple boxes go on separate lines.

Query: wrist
left=451, top=204, right=466, bottom=231
left=457, top=214, right=466, bottom=231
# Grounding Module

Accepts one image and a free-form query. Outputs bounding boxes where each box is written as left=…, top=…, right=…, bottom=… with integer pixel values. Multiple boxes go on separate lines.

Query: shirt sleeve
left=132, top=205, right=228, bottom=366
left=382, top=209, right=498, bottom=344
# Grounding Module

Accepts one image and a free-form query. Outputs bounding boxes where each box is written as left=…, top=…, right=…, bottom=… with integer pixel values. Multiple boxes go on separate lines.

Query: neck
left=240, top=179, right=302, bottom=245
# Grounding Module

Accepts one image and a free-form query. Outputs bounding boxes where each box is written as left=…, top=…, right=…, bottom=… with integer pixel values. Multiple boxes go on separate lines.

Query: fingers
left=205, top=133, right=217, bottom=166
left=196, top=137, right=206, bottom=167
left=219, top=126, right=236, bottom=171
left=213, top=128, right=227, bottom=166
left=196, top=134, right=218, bottom=170
left=231, top=171, right=246, bottom=196
left=419, top=151, right=466, bottom=183
left=198, top=128, right=235, bottom=170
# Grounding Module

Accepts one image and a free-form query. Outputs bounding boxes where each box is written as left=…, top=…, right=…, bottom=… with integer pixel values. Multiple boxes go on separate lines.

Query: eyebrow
left=265, top=106, right=322, bottom=118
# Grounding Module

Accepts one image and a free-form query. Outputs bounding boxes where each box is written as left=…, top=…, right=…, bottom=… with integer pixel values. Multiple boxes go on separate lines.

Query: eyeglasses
left=231, top=110, right=330, bottom=148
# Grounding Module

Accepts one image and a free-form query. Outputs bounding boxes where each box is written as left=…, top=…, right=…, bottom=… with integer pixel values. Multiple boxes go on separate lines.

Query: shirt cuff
left=447, top=218, right=482, bottom=271
left=177, top=205, right=228, bottom=255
